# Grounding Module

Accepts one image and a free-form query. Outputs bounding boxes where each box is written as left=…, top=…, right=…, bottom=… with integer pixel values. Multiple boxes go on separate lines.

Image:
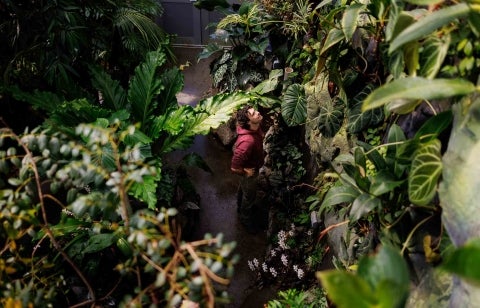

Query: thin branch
left=8, top=128, right=96, bottom=304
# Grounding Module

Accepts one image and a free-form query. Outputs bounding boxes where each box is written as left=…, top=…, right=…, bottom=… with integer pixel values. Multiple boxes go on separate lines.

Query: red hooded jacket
left=231, top=126, right=264, bottom=170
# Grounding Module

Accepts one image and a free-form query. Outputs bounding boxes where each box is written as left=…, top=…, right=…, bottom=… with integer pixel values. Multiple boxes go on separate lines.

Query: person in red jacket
left=231, top=105, right=265, bottom=233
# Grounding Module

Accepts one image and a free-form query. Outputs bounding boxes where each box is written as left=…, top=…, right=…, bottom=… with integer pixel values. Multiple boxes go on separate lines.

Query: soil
left=169, top=46, right=277, bottom=307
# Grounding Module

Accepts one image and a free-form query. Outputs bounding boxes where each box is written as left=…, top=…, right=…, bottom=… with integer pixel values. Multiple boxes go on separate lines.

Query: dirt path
left=171, top=47, right=276, bottom=307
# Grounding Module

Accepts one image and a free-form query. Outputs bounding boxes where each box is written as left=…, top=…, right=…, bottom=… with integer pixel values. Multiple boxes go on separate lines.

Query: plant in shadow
left=0, top=123, right=237, bottom=307
left=0, top=47, right=266, bottom=306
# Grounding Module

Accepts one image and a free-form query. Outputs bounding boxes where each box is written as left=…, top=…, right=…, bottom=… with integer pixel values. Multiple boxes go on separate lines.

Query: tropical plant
left=0, top=123, right=237, bottom=307
left=313, top=0, right=480, bottom=306
left=0, top=44, right=267, bottom=306
left=0, top=0, right=174, bottom=100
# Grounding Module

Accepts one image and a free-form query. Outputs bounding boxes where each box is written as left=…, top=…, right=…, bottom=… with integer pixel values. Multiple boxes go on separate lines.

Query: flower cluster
left=246, top=223, right=323, bottom=288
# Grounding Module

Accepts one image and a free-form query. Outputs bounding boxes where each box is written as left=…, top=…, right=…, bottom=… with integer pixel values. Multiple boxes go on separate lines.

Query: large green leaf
left=318, top=96, right=345, bottom=137
left=317, top=270, right=377, bottom=308
left=357, top=245, right=410, bottom=306
left=408, top=139, right=442, bottom=206
left=191, top=91, right=252, bottom=134
left=158, top=67, right=184, bottom=114
left=414, top=110, right=453, bottom=142
left=439, top=97, right=480, bottom=247
left=342, top=3, right=365, bottom=41
left=442, top=238, right=480, bottom=284
left=363, top=77, right=476, bottom=112
left=128, top=49, right=166, bottom=128
left=350, top=193, right=381, bottom=221
left=389, top=3, right=470, bottom=52
left=82, top=233, right=116, bottom=254
left=370, top=170, right=404, bottom=196
left=130, top=174, right=159, bottom=210
left=348, top=85, right=383, bottom=134
left=320, top=28, right=345, bottom=56
left=90, top=65, right=127, bottom=111
left=252, top=69, right=283, bottom=94
left=321, top=185, right=360, bottom=208
left=386, top=124, right=407, bottom=177
left=419, top=35, right=451, bottom=79
left=282, top=84, right=307, bottom=126
left=357, top=141, right=386, bottom=171
left=198, top=43, right=223, bottom=60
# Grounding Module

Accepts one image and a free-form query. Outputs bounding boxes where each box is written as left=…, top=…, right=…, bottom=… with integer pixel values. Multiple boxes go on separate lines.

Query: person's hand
left=244, top=168, right=255, bottom=177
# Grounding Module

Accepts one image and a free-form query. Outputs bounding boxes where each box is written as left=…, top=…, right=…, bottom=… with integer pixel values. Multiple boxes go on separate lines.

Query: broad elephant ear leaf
left=282, top=84, right=307, bottom=126
left=318, top=96, right=345, bottom=137
left=408, top=138, right=442, bottom=206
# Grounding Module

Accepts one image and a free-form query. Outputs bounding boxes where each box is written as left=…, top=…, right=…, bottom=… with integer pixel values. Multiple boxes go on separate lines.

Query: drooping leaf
left=252, top=69, right=283, bottom=94
left=442, top=238, right=480, bottom=284
left=342, top=3, right=365, bottom=41
left=357, top=141, right=387, bottom=171
left=357, top=245, right=410, bottom=305
left=363, top=77, right=476, bottom=112
left=403, top=0, right=443, bottom=5
left=369, top=170, right=404, bottom=196
left=320, top=28, right=345, bottom=56
left=386, top=124, right=407, bottom=177
left=317, top=270, right=377, bottom=308
left=389, top=3, right=470, bottom=52
left=409, top=139, right=442, bottom=206
left=439, top=97, right=480, bottom=247
left=282, top=84, right=307, bottom=126
left=321, top=185, right=360, bottom=208
left=350, top=193, right=381, bottom=221
left=318, top=96, right=345, bottom=137
left=468, top=11, right=480, bottom=37
left=414, top=110, right=453, bottom=143
left=419, top=35, right=451, bottom=79
left=198, top=43, right=223, bottom=61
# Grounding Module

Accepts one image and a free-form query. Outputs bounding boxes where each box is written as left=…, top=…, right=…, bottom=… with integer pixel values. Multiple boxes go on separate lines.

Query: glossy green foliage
left=318, top=245, right=410, bottom=308
left=282, top=84, right=307, bottom=126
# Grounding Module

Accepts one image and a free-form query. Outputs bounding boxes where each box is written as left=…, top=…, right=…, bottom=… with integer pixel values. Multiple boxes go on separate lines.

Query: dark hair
left=236, top=105, right=252, bottom=129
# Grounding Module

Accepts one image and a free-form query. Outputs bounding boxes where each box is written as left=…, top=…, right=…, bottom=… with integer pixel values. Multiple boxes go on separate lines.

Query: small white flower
left=269, top=267, right=278, bottom=277
left=307, top=230, right=313, bottom=236
left=293, top=265, right=298, bottom=272
left=262, top=262, right=268, bottom=272
left=248, top=260, right=255, bottom=271
left=253, top=258, right=259, bottom=268
left=270, top=249, right=277, bottom=257
left=281, top=254, right=288, bottom=266
left=297, top=268, right=304, bottom=279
